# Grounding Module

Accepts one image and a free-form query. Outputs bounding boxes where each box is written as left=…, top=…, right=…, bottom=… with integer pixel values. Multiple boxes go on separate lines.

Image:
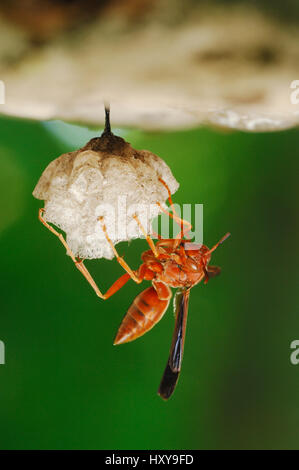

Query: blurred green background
left=0, top=116, right=298, bottom=450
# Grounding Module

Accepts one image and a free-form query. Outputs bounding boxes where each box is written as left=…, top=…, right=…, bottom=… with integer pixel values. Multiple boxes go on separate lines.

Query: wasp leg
left=157, top=178, right=192, bottom=241
left=156, top=202, right=192, bottom=250
left=98, top=217, right=142, bottom=284
left=204, top=265, right=221, bottom=284
left=38, top=208, right=131, bottom=299
left=156, top=202, right=192, bottom=236
left=133, top=213, right=159, bottom=258
left=158, top=178, right=192, bottom=240
left=75, top=260, right=132, bottom=298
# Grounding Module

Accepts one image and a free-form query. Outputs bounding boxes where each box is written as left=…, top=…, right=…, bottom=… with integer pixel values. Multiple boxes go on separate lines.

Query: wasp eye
left=186, top=258, right=199, bottom=272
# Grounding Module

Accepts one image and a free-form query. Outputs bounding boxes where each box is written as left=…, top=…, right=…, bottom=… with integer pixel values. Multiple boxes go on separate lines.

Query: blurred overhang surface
left=0, top=0, right=299, bottom=132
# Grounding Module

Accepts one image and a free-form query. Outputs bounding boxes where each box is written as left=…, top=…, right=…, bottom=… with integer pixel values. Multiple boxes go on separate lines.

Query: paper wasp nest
left=33, top=131, right=179, bottom=260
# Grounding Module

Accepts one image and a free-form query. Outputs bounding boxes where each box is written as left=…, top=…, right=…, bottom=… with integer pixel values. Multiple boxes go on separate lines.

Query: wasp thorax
left=33, top=129, right=179, bottom=259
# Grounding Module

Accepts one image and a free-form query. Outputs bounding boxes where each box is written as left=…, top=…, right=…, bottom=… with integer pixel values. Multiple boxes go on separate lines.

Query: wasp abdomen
left=114, top=286, right=171, bottom=345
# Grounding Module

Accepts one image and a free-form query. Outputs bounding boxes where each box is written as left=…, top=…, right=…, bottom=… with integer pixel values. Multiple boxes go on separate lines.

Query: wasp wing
left=158, top=288, right=190, bottom=400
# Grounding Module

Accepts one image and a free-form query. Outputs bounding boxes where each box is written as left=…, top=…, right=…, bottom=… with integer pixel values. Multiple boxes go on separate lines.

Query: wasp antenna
left=207, top=232, right=231, bottom=255
left=103, top=102, right=111, bottom=135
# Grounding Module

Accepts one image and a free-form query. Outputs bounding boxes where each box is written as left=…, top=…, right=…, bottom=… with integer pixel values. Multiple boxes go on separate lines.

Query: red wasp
left=39, top=177, right=229, bottom=399
left=38, top=106, right=230, bottom=399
